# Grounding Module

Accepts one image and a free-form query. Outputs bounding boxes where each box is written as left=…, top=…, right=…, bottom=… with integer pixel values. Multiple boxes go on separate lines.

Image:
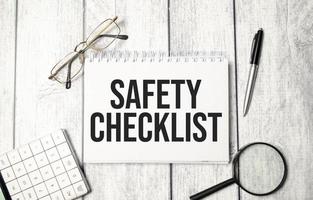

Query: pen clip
left=249, top=33, right=257, bottom=63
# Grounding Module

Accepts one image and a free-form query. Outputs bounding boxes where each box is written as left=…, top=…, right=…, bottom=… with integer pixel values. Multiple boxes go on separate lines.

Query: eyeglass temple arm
left=86, top=34, right=128, bottom=50
left=65, top=61, right=73, bottom=89
left=98, top=34, right=128, bottom=40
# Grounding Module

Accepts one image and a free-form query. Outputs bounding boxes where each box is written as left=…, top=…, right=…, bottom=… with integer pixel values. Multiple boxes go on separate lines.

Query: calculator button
left=29, top=170, right=43, bottom=185
left=61, top=156, right=76, bottom=171
left=6, top=180, right=21, bottom=195
left=67, top=168, right=82, bottom=184
left=0, top=154, right=10, bottom=169
left=52, top=131, right=66, bottom=145
left=12, top=162, right=27, bottom=177
left=23, top=157, right=38, bottom=173
left=35, top=152, right=49, bottom=168
left=51, top=160, right=65, bottom=176
left=73, top=181, right=88, bottom=197
left=2, top=167, right=15, bottom=182
left=29, top=140, right=44, bottom=155
left=11, top=192, right=25, bottom=200
left=7, top=150, right=22, bottom=165
left=41, top=135, right=55, bottom=150
left=62, top=185, right=76, bottom=200
left=17, top=175, right=32, bottom=190
left=40, top=165, right=54, bottom=181
left=56, top=173, right=71, bottom=189
left=50, top=191, right=64, bottom=200
left=56, top=143, right=71, bottom=158
left=34, top=182, right=48, bottom=198
left=23, top=187, right=37, bottom=200
left=18, top=145, right=32, bottom=160
left=45, top=178, right=59, bottom=193
left=46, top=148, right=60, bottom=163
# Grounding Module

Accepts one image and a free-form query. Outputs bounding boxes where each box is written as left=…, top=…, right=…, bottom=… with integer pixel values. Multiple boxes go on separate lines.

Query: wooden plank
left=14, top=0, right=84, bottom=185
left=170, top=0, right=239, bottom=199
left=15, top=0, right=83, bottom=151
left=235, top=0, right=313, bottom=199
left=84, top=0, right=170, bottom=199
left=0, top=0, right=16, bottom=152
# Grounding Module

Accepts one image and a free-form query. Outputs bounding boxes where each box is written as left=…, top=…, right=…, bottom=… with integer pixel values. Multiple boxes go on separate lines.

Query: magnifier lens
left=237, top=144, right=285, bottom=194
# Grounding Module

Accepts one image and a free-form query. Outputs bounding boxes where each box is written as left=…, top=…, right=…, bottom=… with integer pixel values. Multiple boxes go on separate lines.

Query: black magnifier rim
left=232, top=142, right=288, bottom=196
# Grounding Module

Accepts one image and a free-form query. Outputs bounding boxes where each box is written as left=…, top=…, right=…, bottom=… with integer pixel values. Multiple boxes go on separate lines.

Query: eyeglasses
left=48, top=16, right=128, bottom=89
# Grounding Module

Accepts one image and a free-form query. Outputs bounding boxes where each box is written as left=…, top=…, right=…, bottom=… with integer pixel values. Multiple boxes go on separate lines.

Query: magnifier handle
left=190, top=178, right=236, bottom=200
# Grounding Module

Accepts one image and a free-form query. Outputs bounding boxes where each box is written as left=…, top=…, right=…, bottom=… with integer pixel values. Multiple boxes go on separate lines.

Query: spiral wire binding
left=87, top=50, right=226, bottom=63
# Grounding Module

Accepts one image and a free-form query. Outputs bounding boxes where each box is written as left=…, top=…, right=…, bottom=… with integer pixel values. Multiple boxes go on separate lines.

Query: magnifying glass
left=190, top=142, right=288, bottom=200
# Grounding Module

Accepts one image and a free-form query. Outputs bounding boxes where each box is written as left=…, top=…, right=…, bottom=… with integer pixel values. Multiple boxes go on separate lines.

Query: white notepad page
left=84, top=52, right=229, bottom=163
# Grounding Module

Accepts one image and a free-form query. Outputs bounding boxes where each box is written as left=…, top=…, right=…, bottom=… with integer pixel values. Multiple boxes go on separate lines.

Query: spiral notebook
left=84, top=51, right=229, bottom=163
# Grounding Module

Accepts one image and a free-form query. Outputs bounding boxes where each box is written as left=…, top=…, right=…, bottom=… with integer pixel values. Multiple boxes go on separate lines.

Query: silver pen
left=243, top=29, right=263, bottom=116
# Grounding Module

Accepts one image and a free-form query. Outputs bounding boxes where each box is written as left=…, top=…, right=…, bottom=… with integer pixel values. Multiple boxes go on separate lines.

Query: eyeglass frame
left=48, top=16, right=128, bottom=89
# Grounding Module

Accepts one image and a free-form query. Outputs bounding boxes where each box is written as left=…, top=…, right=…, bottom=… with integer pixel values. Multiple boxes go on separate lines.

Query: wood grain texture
left=14, top=2, right=83, bottom=200
left=0, top=0, right=16, bottom=152
left=169, top=0, right=239, bottom=199
left=0, top=0, right=312, bottom=199
left=235, top=0, right=313, bottom=199
left=84, top=0, right=170, bottom=199
left=15, top=0, right=83, bottom=151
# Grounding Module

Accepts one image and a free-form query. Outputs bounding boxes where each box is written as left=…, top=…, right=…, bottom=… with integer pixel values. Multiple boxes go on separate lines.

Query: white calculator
left=0, top=130, right=90, bottom=200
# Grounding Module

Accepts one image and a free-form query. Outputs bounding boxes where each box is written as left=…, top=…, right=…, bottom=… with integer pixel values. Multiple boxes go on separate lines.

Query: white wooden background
left=1, top=0, right=312, bottom=199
